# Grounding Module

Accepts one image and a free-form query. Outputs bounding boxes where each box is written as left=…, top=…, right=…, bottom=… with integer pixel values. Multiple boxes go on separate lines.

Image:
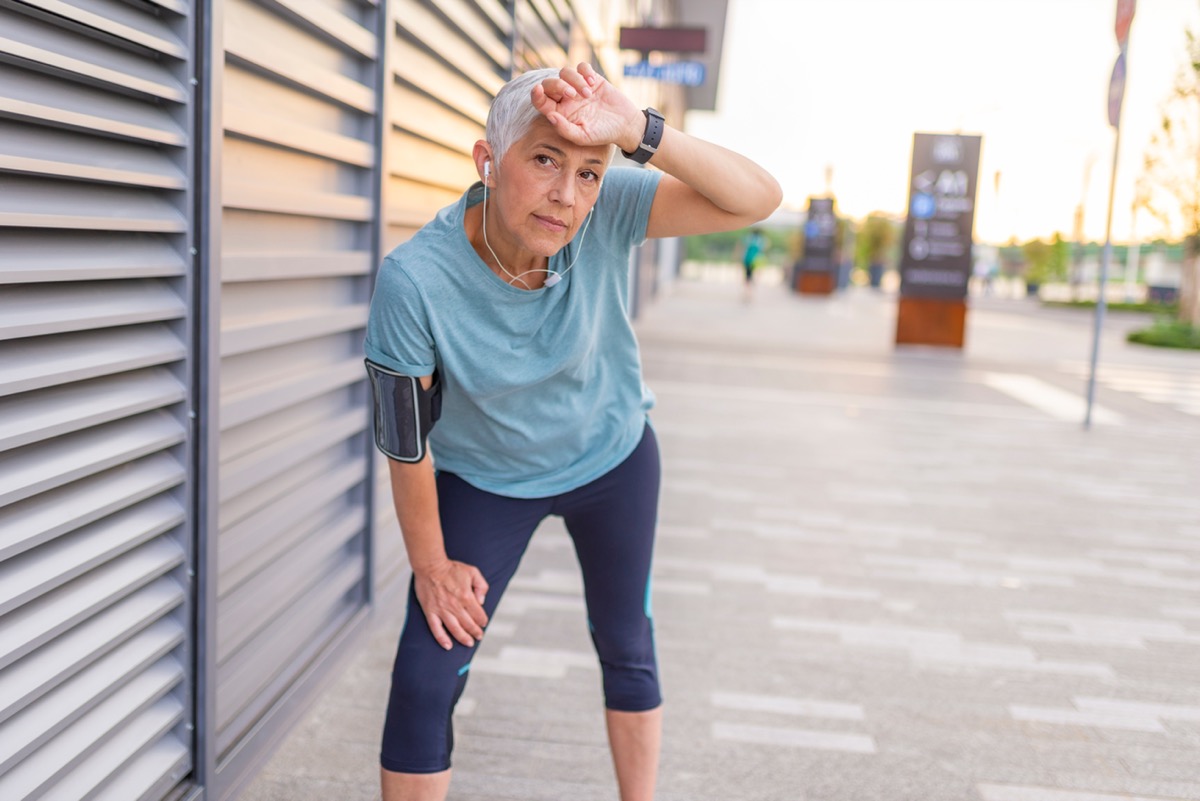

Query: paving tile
left=241, top=283, right=1200, bottom=801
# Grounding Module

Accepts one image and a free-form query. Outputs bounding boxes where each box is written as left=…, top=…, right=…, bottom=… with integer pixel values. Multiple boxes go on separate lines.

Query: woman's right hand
left=413, top=559, right=490, bottom=650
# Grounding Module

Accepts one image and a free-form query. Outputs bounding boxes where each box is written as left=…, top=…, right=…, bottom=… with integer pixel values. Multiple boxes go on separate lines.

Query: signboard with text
left=898, top=133, right=982, bottom=301
left=801, top=196, right=837, bottom=274
left=623, top=60, right=706, bottom=86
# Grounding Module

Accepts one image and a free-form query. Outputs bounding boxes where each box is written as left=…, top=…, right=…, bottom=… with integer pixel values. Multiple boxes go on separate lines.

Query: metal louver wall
left=0, top=0, right=196, bottom=797
left=513, top=0, right=569, bottom=71
left=209, top=0, right=382, bottom=791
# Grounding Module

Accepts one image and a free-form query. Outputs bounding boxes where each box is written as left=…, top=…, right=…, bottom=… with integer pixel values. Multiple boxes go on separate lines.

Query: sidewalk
left=244, top=278, right=1200, bottom=801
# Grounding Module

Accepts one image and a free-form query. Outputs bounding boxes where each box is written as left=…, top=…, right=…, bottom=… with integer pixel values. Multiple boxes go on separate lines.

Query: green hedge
left=1127, top=320, right=1200, bottom=350
left=1043, top=300, right=1177, bottom=314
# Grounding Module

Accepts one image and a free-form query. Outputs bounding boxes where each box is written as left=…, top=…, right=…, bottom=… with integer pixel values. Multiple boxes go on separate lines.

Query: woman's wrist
left=620, top=110, right=649, bottom=155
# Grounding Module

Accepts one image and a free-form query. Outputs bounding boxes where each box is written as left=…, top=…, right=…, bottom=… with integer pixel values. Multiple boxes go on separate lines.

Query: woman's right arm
left=387, top=377, right=489, bottom=651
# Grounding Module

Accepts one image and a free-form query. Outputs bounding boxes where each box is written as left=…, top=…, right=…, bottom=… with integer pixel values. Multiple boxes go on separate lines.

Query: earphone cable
left=482, top=176, right=592, bottom=289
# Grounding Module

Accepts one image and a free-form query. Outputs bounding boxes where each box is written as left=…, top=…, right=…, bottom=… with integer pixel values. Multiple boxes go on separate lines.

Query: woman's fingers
left=424, top=609, right=453, bottom=650
left=414, top=560, right=489, bottom=649
left=470, top=566, right=489, bottom=606
left=443, top=608, right=483, bottom=648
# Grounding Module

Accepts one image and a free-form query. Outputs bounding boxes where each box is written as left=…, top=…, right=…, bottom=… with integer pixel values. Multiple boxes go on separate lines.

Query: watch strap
left=622, top=107, right=664, bottom=164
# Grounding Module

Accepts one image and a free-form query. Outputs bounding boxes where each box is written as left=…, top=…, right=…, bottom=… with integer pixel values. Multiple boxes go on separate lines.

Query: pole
left=1084, top=124, right=1121, bottom=430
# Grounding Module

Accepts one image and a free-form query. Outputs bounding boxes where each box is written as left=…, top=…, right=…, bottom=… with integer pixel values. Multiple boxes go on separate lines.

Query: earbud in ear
left=483, top=160, right=491, bottom=181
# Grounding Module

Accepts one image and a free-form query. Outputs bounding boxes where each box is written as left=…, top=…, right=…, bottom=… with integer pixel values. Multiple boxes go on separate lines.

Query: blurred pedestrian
left=741, top=227, right=767, bottom=300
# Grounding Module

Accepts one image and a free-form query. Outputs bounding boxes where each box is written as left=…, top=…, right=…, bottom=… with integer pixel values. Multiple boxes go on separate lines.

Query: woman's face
left=489, top=117, right=611, bottom=258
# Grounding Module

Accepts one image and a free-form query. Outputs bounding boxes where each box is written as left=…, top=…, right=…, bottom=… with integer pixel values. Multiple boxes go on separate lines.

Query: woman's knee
left=591, top=627, right=660, bottom=711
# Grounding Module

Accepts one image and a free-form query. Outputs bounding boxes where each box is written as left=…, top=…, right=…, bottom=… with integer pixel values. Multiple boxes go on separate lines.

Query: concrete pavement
left=243, top=273, right=1200, bottom=801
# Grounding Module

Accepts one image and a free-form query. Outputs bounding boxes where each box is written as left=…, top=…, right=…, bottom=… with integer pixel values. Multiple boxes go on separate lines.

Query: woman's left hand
left=531, top=63, right=643, bottom=154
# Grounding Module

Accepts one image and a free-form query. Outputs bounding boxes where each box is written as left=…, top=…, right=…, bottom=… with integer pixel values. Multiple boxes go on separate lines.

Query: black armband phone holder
left=365, top=359, right=442, bottom=463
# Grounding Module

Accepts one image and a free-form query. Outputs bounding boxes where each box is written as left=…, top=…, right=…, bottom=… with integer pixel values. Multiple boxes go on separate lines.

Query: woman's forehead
left=512, top=118, right=609, bottom=164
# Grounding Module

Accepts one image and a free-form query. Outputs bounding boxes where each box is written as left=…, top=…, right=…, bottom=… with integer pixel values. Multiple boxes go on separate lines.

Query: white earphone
left=483, top=160, right=491, bottom=181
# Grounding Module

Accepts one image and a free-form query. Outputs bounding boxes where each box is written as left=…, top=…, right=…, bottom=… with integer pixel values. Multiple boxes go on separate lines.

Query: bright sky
left=684, top=0, right=1200, bottom=244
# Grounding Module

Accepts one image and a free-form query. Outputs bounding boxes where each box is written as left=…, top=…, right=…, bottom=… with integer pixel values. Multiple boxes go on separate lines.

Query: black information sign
left=801, top=196, right=837, bottom=274
left=898, top=133, right=982, bottom=300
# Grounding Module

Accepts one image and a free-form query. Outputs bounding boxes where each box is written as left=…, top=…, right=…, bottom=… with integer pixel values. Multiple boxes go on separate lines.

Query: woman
left=365, top=63, right=780, bottom=801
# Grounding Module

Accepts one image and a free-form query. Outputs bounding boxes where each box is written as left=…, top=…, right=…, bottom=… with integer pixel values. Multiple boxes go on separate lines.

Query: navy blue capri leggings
left=380, top=424, right=662, bottom=774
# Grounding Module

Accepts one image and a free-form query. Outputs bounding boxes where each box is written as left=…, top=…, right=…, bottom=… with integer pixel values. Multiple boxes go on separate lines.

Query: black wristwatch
left=622, top=107, right=665, bottom=164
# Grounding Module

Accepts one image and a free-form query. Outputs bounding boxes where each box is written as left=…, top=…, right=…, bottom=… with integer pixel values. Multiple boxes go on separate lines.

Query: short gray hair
left=485, top=68, right=616, bottom=168
left=486, top=68, right=558, bottom=168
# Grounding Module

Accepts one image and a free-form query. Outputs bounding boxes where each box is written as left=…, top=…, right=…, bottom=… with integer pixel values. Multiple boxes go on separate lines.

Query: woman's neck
left=465, top=202, right=547, bottom=287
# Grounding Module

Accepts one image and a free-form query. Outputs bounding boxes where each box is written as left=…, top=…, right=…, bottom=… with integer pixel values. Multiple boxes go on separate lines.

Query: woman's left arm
left=637, top=125, right=783, bottom=239
left=533, top=63, right=783, bottom=239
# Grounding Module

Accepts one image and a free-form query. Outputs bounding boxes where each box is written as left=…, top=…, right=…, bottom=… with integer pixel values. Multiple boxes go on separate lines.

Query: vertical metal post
left=1084, top=124, right=1121, bottom=430
left=193, top=0, right=224, bottom=789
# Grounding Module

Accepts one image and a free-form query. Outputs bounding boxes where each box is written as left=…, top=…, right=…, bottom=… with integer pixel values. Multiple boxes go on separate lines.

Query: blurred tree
left=1022, top=234, right=1070, bottom=289
left=854, top=214, right=898, bottom=287
left=1142, top=23, right=1200, bottom=325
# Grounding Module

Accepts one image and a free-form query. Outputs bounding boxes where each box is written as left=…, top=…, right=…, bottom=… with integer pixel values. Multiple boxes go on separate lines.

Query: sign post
left=795, top=196, right=838, bottom=294
left=894, top=133, right=983, bottom=347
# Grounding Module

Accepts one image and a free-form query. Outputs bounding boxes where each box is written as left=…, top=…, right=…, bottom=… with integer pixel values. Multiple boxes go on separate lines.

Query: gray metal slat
left=0, top=539, right=183, bottom=670
left=0, top=326, right=184, bottom=397
left=0, top=232, right=185, bottom=284
left=395, top=0, right=504, bottom=95
left=91, top=737, right=188, bottom=801
left=0, top=13, right=186, bottom=102
left=389, top=82, right=482, bottom=157
left=0, top=627, right=181, bottom=772
left=259, top=0, right=375, bottom=58
left=0, top=118, right=186, bottom=188
left=224, top=102, right=373, bottom=167
left=220, top=250, right=371, bottom=282
left=427, top=0, right=511, bottom=66
left=0, top=280, right=185, bottom=341
left=217, top=437, right=348, bottom=529
left=218, top=356, right=363, bottom=429
left=0, top=368, right=185, bottom=452
left=10, top=0, right=187, bottom=58
left=0, top=176, right=188, bottom=231
left=215, top=557, right=361, bottom=741
left=46, top=695, right=185, bottom=799
left=217, top=513, right=363, bottom=662
left=0, top=666, right=182, bottom=800
left=0, top=579, right=183, bottom=724
left=528, top=0, right=567, bottom=46
left=388, top=130, right=477, bottom=192
left=0, top=64, right=185, bottom=145
left=218, top=390, right=349, bottom=463
left=393, top=39, right=491, bottom=126
left=516, top=2, right=562, bottom=65
left=225, top=23, right=374, bottom=113
left=471, top=0, right=512, bottom=35
left=132, top=0, right=185, bottom=15
left=219, top=304, right=368, bottom=356
left=217, top=461, right=364, bottom=594
left=0, top=494, right=184, bottom=615
left=0, top=411, right=184, bottom=508
left=221, top=181, right=373, bottom=221
left=0, top=454, right=182, bottom=562
left=220, top=407, right=366, bottom=502
left=383, top=174, right=460, bottom=229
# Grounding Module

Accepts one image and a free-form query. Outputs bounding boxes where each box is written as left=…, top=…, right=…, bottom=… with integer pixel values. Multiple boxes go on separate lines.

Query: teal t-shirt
left=364, top=166, right=662, bottom=498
